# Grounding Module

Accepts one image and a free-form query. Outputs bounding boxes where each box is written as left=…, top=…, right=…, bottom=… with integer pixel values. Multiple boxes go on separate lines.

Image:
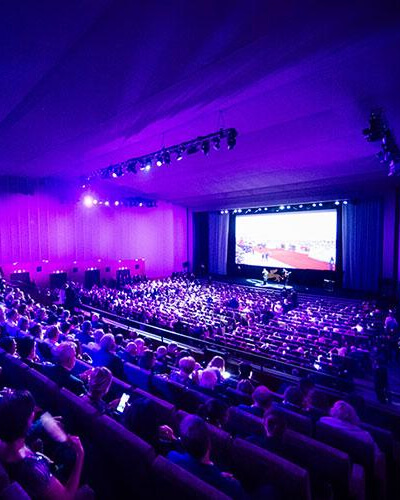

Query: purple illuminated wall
left=0, top=194, right=189, bottom=278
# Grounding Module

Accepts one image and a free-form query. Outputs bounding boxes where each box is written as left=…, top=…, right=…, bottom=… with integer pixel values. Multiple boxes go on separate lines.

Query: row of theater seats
left=0, top=350, right=310, bottom=500
left=78, top=346, right=400, bottom=500
left=2, top=340, right=400, bottom=499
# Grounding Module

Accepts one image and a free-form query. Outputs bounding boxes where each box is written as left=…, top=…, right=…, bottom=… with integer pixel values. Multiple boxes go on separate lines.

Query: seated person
left=207, top=356, right=226, bottom=384
left=81, top=366, right=113, bottom=413
left=154, top=345, right=168, bottom=374
left=0, top=337, right=17, bottom=356
left=168, top=415, right=245, bottom=499
left=169, top=356, right=196, bottom=386
left=278, top=386, right=304, bottom=412
left=41, top=342, right=86, bottom=395
left=246, top=410, right=287, bottom=454
left=118, top=341, right=138, bottom=364
left=91, top=334, right=124, bottom=379
left=320, top=400, right=380, bottom=455
left=123, top=396, right=177, bottom=454
left=197, top=368, right=219, bottom=394
left=138, top=349, right=155, bottom=371
left=238, top=385, right=273, bottom=417
left=17, top=336, right=42, bottom=368
left=0, top=390, right=86, bottom=500
left=198, top=399, right=229, bottom=429
left=236, top=379, right=254, bottom=396
left=76, top=320, right=93, bottom=345
left=44, top=326, right=61, bottom=358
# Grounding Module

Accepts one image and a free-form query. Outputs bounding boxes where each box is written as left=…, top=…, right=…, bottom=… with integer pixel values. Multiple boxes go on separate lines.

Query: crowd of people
left=75, top=277, right=398, bottom=386
left=0, top=277, right=397, bottom=498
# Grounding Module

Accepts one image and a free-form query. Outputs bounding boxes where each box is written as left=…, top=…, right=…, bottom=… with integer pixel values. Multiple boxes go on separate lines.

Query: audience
left=247, top=410, right=287, bottom=454
left=0, top=390, right=86, bottom=500
left=81, top=366, right=113, bottom=413
left=167, top=415, right=245, bottom=498
left=41, top=342, right=86, bottom=395
left=238, top=385, right=273, bottom=417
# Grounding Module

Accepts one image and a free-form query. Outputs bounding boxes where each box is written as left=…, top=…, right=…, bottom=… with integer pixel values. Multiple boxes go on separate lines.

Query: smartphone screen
left=116, top=393, right=130, bottom=414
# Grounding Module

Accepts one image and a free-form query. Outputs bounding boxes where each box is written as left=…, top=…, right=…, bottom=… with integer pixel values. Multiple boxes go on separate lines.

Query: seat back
left=277, top=406, right=313, bottom=436
left=0, top=355, right=29, bottom=389
left=123, top=362, right=151, bottom=390
left=316, top=421, right=375, bottom=472
left=23, top=368, right=59, bottom=412
left=57, top=388, right=99, bottom=433
left=88, top=414, right=156, bottom=497
left=226, top=407, right=264, bottom=437
left=132, top=388, right=175, bottom=424
left=151, top=375, right=185, bottom=405
left=151, top=455, right=230, bottom=500
left=283, top=429, right=352, bottom=498
left=0, top=482, right=31, bottom=500
left=231, top=438, right=311, bottom=500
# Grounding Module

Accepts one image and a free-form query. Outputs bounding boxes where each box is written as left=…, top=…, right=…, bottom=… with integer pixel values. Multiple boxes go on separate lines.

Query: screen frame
left=227, top=204, right=342, bottom=287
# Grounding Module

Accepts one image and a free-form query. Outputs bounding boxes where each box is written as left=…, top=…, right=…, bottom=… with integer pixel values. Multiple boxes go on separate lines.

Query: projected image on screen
left=235, top=210, right=337, bottom=271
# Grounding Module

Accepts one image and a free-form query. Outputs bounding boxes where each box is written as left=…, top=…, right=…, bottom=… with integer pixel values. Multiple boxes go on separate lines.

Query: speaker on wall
left=49, top=272, right=67, bottom=289
left=105, top=267, right=111, bottom=272
left=10, top=272, right=30, bottom=285
left=72, top=267, right=78, bottom=273
left=135, top=264, right=140, bottom=270
left=84, top=269, right=100, bottom=289
left=36, top=266, right=42, bottom=272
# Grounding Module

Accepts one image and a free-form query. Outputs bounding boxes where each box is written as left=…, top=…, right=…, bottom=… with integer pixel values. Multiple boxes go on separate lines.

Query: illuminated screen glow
left=235, top=209, right=337, bottom=271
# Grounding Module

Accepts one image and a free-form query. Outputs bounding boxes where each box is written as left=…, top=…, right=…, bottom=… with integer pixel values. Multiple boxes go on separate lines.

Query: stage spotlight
left=238, top=209, right=242, bottom=213
left=279, top=205, right=285, bottom=210
left=363, top=109, right=387, bottom=142
left=319, top=203, right=323, bottom=207
left=286, top=205, right=291, bottom=209
left=227, top=129, right=237, bottom=150
left=156, top=156, right=163, bottom=167
left=212, top=136, right=221, bottom=150
left=299, top=204, right=303, bottom=208
left=176, top=148, right=184, bottom=161
left=163, top=150, right=171, bottom=164
left=104, top=201, right=110, bottom=206
left=93, top=199, right=98, bottom=205
left=335, top=201, right=340, bottom=205
left=312, top=203, right=317, bottom=207
left=112, top=172, right=118, bottom=178
left=343, top=201, right=348, bottom=205
left=83, top=195, right=94, bottom=208
left=201, top=140, right=210, bottom=155
left=220, top=210, right=224, bottom=214
left=139, top=202, right=143, bottom=207
left=114, top=201, right=120, bottom=206
left=264, top=208, right=268, bottom=211
left=224, top=209, right=229, bottom=214
left=233, top=209, right=237, bottom=214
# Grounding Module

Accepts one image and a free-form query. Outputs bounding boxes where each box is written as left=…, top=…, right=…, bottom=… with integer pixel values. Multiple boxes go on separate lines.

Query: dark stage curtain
left=209, top=213, right=229, bottom=275
left=342, top=199, right=383, bottom=292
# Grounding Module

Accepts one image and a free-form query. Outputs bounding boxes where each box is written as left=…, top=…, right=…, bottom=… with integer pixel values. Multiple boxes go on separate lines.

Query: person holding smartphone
left=0, top=390, right=88, bottom=500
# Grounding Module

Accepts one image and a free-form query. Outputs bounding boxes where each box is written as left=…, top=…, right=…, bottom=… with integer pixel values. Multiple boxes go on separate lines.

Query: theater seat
left=282, top=429, right=365, bottom=500
left=151, top=455, right=231, bottom=500
left=123, top=362, right=151, bottom=390
left=231, top=437, right=311, bottom=500
left=23, top=368, right=59, bottom=412
left=132, top=388, right=176, bottom=424
left=0, top=462, right=10, bottom=494
left=316, top=420, right=386, bottom=499
left=226, top=407, right=264, bottom=438
left=56, top=388, right=99, bottom=433
left=151, top=375, right=186, bottom=405
left=0, top=355, right=29, bottom=389
left=0, top=482, right=30, bottom=500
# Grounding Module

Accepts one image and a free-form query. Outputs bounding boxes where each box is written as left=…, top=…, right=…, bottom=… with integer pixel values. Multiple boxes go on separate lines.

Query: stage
left=244, top=278, right=293, bottom=290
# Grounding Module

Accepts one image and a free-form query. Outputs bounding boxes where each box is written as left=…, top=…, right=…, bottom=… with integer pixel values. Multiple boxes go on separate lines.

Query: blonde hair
left=199, top=369, right=218, bottom=390
left=330, top=400, right=359, bottom=425
left=207, top=356, right=225, bottom=372
left=88, top=366, right=112, bottom=397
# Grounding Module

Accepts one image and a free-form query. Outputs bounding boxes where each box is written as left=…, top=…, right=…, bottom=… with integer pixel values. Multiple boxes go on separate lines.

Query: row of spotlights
left=83, top=128, right=238, bottom=184
left=83, top=195, right=155, bottom=208
left=220, top=200, right=348, bottom=215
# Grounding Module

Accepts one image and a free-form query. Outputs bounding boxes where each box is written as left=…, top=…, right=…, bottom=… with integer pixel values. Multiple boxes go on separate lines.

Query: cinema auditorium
left=0, top=2, right=400, bottom=499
